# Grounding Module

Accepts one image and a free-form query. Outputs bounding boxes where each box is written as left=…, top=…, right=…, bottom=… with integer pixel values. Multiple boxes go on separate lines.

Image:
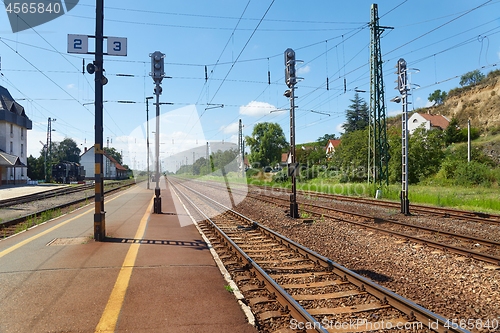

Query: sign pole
left=94, top=0, right=105, bottom=241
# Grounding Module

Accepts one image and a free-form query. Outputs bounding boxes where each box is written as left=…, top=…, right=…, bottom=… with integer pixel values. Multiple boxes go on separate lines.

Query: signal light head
left=150, top=51, right=165, bottom=82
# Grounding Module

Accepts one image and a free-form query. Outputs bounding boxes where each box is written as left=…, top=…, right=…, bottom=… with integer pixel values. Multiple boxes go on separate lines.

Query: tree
left=331, top=129, right=368, bottom=182
left=342, top=93, right=369, bottom=134
left=52, top=138, right=81, bottom=164
left=444, top=118, right=465, bottom=145
left=408, top=127, right=445, bottom=183
left=459, top=69, right=485, bottom=87
left=27, top=155, right=44, bottom=180
left=316, top=133, right=337, bottom=147
left=103, top=147, right=123, bottom=165
left=387, top=127, right=402, bottom=184
left=245, top=122, right=288, bottom=168
left=428, top=89, right=447, bottom=106
left=296, top=144, right=324, bottom=166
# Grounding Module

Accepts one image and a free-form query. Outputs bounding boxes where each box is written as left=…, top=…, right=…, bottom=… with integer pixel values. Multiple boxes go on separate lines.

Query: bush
left=459, top=127, right=480, bottom=141
left=272, top=170, right=289, bottom=183
left=300, top=165, right=324, bottom=181
left=245, top=168, right=260, bottom=178
left=454, top=161, right=493, bottom=187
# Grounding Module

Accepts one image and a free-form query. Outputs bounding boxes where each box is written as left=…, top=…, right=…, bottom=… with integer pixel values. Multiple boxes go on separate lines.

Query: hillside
left=386, top=69, right=500, bottom=166
left=433, top=69, right=500, bottom=130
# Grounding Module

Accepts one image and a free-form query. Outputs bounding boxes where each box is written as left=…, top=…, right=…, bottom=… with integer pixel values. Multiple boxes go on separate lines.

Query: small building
left=80, top=146, right=128, bottom=180
left=408, top=113, right=450, bottom=134
left=280, top=152, right=291, bottom=167
left=325, top=139, right=341, bottom=159
left=0, top=86, right=32, bottom=185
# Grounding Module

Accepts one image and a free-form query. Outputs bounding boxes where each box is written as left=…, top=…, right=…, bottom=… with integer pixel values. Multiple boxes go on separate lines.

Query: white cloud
left=297, top=65, right=310, bottom=75
left=239, top=101, right=276, bottom=117
left=220, top=122, right=239, bottom=134
left=335, top=123, right=344, bottom=134
left=67, top=83, right=76, bottom=89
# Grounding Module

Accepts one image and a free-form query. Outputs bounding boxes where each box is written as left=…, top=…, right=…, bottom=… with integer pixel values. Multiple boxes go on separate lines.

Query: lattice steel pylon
left=369, top=3, right=392, bottom=187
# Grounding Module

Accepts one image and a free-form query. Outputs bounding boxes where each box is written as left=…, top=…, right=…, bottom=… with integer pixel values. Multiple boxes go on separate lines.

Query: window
left=21, top=128, right=24, bottom=140
left=10, top=141, right=13, bottom=154
left=21, top=144, right=24, bottom=157
left=10, top=124, right=14, bottom=138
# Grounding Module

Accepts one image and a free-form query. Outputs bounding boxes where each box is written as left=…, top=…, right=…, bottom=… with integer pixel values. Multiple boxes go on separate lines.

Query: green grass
left=13, top=208, right=63, bottom=235
left=249, top=176, right=500, bottom=214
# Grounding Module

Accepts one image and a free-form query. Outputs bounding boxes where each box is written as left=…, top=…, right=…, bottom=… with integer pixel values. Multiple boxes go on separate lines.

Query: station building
left=0, top=86, right=32, bottom=185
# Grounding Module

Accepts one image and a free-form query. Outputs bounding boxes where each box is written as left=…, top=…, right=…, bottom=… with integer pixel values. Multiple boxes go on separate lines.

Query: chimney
left=84, top=147, right=87, bottom=153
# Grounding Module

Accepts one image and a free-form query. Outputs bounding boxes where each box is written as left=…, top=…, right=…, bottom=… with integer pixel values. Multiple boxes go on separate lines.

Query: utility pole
left=94, top=0, right=105, bottom=241
left=284, top=48, right=299, bottom=218
left=150, top=51, right=165, bottom=214
left=146, top=96, right=153, bottom=189
left=370, top=3, right=392, bottom=190
left=45, top=117, right=55, bottom=182
left=467, top=119, right=471, bottom=163
left=238, top=119, right=245, bottom=176
left=68, top=0, right=127, bottom=241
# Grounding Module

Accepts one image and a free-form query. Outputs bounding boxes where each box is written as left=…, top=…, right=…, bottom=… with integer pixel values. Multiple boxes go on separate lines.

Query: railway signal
left=150, top=51, right=166, bottom=213
left=151, top=51, right=165, bottom=83
left=284, top=48, right=299, bottom=218
left=394, top=58, right=410, bottom=216
left=284, top=48, right=296, bottom=88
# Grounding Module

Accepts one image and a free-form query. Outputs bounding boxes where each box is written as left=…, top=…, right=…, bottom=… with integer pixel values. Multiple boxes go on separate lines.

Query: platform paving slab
left=0, top=180, right=257, bottom=333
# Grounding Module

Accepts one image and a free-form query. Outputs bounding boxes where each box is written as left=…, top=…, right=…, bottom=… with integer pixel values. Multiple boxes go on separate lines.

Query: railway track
left=0, top=180, right=137, bottom=238
left=0, top=183, right=94, bottom=208
left=253, top=184, right=500, bottom=225
left=169, top=177, right=469, bottom=333
left=178, top=178, right=500, bottom=266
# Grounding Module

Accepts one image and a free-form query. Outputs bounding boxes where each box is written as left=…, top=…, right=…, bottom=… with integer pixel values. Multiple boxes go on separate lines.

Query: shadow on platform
left=104, top=237, right=208, bottom=250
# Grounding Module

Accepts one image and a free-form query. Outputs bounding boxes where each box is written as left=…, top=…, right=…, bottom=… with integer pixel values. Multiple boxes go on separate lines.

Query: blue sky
left=1, top=0, right=500, bottom=171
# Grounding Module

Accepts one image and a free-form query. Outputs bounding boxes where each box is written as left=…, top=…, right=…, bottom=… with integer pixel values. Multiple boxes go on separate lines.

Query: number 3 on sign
left=67, top=35, right=89, bottom=54
left=107, top=37, right=127, bottom=56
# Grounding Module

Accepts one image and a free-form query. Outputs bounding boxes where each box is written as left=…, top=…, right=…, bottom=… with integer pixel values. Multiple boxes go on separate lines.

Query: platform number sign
left=107, top=37, right=127, bottom=56
left=67, top=34, right=127, bottom=56
left=67, top=34, right=88, bottom=54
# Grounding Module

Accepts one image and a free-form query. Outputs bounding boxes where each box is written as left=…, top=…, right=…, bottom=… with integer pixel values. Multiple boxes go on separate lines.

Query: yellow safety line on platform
left=94, top=198, right=153, bottom=333
left=0, top=209, right=91, bottom=259
left=0, top=190, right=129, bottom=259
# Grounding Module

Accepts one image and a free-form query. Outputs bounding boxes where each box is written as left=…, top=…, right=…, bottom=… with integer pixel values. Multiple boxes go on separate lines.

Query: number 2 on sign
left=74, top=39, right=82, bottom=50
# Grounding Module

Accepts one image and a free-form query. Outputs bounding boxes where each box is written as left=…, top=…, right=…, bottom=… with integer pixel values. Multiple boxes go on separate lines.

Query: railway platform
left=0, top=178, right=256, bottom=333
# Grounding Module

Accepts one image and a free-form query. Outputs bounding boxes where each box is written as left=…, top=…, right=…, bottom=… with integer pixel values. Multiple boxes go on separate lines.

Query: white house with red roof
left=408, top=113, right=450, bottom=134
left=325, top=139, right=341, bottom=159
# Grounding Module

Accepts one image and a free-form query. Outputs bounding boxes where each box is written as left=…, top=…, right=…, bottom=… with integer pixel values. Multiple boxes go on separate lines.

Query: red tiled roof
left=419, top=114, right=450, bottom=130
left=326, top=139, right=341, bottom=148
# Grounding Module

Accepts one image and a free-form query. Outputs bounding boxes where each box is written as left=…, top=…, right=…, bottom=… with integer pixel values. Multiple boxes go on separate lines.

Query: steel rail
left=169, top=179, right=328, bottom=333
left=0, top=180, right=137, bottom=230
left=169, top=177, right=470, bottom=333
left=252, top=184, right=500, bottom=225
left=0, top=184, right=94, bottom=208
left=251, top=192, right=500, bottom=266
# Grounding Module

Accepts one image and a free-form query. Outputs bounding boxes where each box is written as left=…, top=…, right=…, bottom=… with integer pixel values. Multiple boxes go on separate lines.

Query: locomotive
left=51, top=161, right=85, bottom=184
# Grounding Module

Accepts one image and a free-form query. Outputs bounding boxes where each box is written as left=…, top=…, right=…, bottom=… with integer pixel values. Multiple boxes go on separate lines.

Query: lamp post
left=146, top=96, right=153, bottom=189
